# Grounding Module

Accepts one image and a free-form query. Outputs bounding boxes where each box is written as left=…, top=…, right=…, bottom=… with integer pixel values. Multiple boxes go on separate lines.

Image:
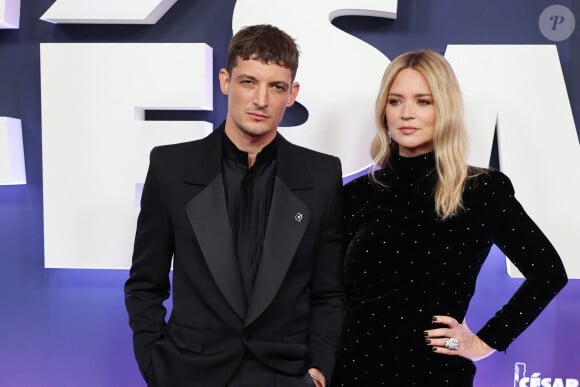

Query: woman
left=332, top=50, right=567, bottom=386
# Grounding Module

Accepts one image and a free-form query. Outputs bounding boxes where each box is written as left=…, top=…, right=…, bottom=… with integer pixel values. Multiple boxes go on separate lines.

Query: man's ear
left=286, top=82, right=300, bottom=107
left=218, top=68, right=230, bottom=95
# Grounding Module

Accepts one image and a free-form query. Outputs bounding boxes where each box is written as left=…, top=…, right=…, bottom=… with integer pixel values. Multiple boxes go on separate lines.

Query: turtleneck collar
left=389, top=151, right=436, bottom=177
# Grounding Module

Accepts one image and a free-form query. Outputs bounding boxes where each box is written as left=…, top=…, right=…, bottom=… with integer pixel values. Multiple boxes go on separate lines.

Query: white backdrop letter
left=40, top=0, right=177, bottom=24
left=446, top=45, right=580, bottom=278
left=233, top=0, right=398, bottom=176
left=41, top=43, right=212, bottom=268
left=0, top=0, right=20, bottom=28
left=0, top=117, right=26, bottom=185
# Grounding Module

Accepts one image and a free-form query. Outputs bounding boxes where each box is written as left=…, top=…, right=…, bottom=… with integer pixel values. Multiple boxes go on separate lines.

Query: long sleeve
left=476, top=170, right=568, bottom=351
left=308, top=157, right=345, bottom=382
left=124, top=147, right=173, bottom=379
left=335, top=156, right=568, bottom=385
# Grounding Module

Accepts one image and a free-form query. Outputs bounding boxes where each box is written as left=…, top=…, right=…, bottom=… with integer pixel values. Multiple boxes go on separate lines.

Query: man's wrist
left=308, top=368, right=325, bottom=387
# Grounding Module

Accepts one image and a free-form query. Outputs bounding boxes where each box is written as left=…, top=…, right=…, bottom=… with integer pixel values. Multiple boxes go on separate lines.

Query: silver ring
left=444, top=337, right=460, bottom=350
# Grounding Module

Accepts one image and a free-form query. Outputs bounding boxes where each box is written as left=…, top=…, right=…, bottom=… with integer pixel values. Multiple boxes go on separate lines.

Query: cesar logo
left=515, top=362, right=579, bottom=387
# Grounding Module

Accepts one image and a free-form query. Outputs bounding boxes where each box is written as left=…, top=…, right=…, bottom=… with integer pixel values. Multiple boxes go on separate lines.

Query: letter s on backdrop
left=233, top=0, right=398, bottom=176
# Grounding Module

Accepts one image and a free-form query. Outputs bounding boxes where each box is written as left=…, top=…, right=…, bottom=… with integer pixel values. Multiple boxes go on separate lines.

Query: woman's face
left=385, top=68, right=436, bottom=157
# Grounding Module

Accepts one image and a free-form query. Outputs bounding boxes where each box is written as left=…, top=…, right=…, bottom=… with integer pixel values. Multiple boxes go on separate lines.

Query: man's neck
left=224, top=126, right=276, bottom=168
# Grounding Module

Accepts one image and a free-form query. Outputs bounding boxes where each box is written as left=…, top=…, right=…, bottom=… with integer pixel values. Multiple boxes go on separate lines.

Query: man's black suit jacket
left=125, top=126, right=345, bottom=386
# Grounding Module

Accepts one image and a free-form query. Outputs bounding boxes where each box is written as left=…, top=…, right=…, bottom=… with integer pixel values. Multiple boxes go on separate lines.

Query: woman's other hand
left=424, top=315, right=496, bottom=361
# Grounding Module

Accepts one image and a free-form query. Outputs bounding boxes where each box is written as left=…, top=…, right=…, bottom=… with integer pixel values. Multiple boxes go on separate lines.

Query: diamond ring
left=444, top=337, right=460, bottom=350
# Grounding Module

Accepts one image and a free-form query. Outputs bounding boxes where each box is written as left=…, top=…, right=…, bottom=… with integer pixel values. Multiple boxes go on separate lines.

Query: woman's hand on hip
left=424, top=315, right=496, bottom=361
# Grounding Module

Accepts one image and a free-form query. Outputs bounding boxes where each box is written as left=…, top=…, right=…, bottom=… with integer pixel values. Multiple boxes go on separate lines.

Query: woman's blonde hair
left=370, top=49, right=468, bottom=219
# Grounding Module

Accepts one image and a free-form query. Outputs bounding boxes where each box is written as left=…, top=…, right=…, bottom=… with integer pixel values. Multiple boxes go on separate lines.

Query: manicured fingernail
left=423, top=331, right=429, bottom=337
left=425, top=339, right=431, bottom=344
left=432, top=347, right=437, bottom=352
left=431, top=316, right=437, bottom=322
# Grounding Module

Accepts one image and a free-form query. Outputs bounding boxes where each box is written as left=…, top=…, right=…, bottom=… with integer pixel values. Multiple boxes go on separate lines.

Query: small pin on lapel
left=294, top=213, right=303, bottom=223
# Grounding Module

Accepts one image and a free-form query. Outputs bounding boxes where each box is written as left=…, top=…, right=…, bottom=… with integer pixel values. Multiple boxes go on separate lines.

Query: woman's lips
left=399, top=126, right=418, bottom=135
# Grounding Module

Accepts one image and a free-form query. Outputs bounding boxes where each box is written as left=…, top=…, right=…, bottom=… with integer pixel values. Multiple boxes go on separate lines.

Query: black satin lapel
left=185, top=174, right=246, bottom=320
left=245, top=177, right=310, bottom=327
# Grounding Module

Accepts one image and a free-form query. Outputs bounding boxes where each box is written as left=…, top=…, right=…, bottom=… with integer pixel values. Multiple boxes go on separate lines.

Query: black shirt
left=222, top=134, right=278, bottom=303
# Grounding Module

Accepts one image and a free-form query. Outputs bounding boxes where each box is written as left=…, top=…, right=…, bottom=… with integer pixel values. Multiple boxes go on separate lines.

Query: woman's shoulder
left=343, top=172, right=387, bottom=215
left=344, top=172, right=370, bottom=188
left=344, top=170, right=390, bottom=196
left=344, top=172, right=374, bottom=199
left=465, top=166, right=515, bottom=198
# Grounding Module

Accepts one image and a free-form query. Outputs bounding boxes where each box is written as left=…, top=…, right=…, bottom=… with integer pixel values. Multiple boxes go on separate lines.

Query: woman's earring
left=387, top=130, right=393, bottom=145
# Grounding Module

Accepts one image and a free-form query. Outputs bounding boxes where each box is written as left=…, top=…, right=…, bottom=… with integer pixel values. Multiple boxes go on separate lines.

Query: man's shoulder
left=152, top=130, right=218, bottom=159
left=282, top=138, right=340, bottom=164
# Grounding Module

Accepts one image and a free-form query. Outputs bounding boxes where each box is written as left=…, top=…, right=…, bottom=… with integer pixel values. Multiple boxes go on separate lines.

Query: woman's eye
left=388, top=99, right=401, bottom=105
left=418, top=99, right=432, bottom=105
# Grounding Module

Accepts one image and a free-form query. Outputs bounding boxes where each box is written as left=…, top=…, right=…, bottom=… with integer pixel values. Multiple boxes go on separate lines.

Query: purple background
left=0, top=1, right=578, bottom=385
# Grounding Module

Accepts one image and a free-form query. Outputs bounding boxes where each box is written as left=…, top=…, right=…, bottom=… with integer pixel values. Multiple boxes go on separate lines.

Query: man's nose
left=253, top=86, right=268, bottom=108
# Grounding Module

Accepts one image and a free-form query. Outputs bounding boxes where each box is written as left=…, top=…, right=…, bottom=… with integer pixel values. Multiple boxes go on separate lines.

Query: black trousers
left=227, top=353, right=316, bottom=387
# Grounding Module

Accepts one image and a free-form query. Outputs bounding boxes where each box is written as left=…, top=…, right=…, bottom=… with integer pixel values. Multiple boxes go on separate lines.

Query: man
left=125, top=24, right=344, bottom=387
